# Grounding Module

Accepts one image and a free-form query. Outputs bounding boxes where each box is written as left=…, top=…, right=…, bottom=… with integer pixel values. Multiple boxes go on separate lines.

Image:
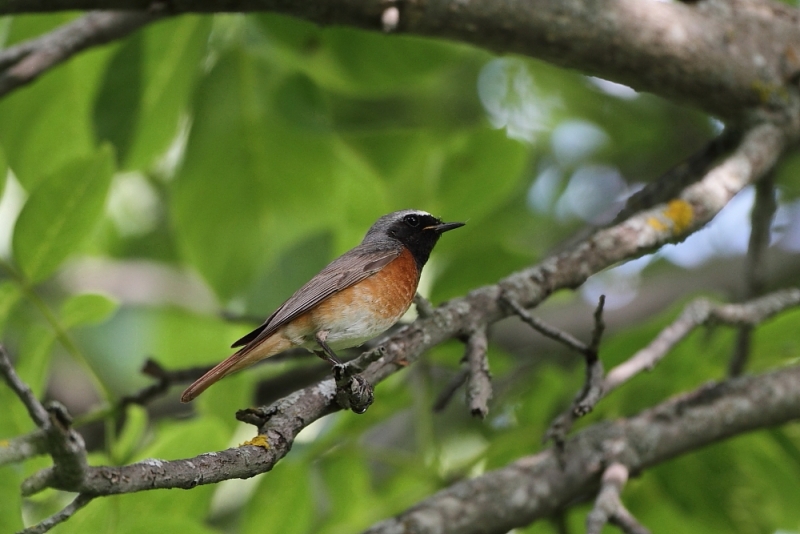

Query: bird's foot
left=333, top=363, right=374, bottom=414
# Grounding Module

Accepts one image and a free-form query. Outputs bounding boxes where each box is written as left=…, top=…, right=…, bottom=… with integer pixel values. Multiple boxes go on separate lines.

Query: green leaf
left=0, top=466, right=23, bottom=533
left=254, top=12, right=320, bottom=54
left=93, top=32, right=143, bottom=165
left=94, top=16, right=212, bottom=170
left=0, top=15, right=111, bottom=189
left=60, top=293, right=119, bottom=329
left=274, top=73, right=332, bottom=132
left=172, top=47, right=336, bottom=299
left=436, top=128, right=529, bottom=220
left=0, top=280, right=21, bottom=335
left=317, top=447, right=386, bottom=531
left=16, top=323, right=56, bottom=400
left=243, top=460, right=314, bottom=534
left=111, top=404, right=148, bottom=464
left=321, top=28, right=471, bottom=95
left=0, top=143, right=8, bottom=199
left=77, top=306, right=244, bottom=398
left=13, top=146, right=115, bottom=283
left=53, top=495, right=220, bottom=534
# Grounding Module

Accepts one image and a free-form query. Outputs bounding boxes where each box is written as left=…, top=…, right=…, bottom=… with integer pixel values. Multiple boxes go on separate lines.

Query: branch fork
left=502, top=294, right=607, bottom=446
left=587, top=463, right=650, bottom=534
left=0, top=347, right=93, bottom=533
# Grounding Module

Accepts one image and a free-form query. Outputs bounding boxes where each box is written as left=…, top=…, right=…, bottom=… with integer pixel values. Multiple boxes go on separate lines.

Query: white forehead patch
left=405, top=209, right=432, bottom=217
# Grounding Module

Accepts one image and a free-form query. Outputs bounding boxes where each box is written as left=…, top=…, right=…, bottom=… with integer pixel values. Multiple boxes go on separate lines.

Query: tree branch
left=432, top=368, right=468, bottom=413
left=0, top=430, right=48, bottom=466
left=3, top=0, right=800, bottom=121
left=0, top=10, right=163, bottom=98
left=464, top=326, right=491, bottom=418
left=586, top=463, right=650, bottom=534
left=0, top=346, right=50, bottom=427
left=604, top=288, right=800, bottom=394
left=506, top=295, right=608, bottom=446
left=20, top=494, right=94, bottom=534
left=364, top=363, right=800, bottom=534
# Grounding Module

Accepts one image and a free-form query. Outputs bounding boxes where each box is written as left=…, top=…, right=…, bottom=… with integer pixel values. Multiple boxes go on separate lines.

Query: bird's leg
left=314, top=331, right=344, bottom=365
left=315, top=331, right=373, bottom=414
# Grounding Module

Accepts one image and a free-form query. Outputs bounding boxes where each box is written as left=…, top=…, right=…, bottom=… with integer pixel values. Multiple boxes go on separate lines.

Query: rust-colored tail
left=180, top=334, right=291, bottom=402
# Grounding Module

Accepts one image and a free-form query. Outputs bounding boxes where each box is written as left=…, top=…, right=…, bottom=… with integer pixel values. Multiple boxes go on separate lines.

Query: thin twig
left=465, top=326, right=491, bottom=418
left=0, top=429, right=48, bottom=466
left=586, top=463, right=650, bottom=534
left=433, top=369, right=469, bottom=412
left=19, top=493, right=94, bottom=534
left=729, top=173, right=776, bottom=376
left=0, top=346, right=49, bottom=427
left=503, top=296, right=590, bottom=355
left=604, top=288, right=800, bottom=395
left=588, top=295, right=606, bottom=356
left=543, top=297, right=607, bottom=446
left=120, top=358, right=209, bottom=408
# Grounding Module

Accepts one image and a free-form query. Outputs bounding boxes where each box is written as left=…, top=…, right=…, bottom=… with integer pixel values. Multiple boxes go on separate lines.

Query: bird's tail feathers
left=180, top=334, right=291, bottom=402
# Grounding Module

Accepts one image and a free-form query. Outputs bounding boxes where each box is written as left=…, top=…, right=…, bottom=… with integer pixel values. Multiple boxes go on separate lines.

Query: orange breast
left=303, top=248, right=420, bottom=349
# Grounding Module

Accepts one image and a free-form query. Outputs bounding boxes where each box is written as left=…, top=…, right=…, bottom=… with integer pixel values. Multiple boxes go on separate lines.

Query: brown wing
left=231, top=242, right=404, bottom=349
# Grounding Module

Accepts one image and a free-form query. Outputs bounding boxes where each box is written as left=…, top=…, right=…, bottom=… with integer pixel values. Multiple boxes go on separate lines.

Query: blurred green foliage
left=0, top=11, right=798, bottom=534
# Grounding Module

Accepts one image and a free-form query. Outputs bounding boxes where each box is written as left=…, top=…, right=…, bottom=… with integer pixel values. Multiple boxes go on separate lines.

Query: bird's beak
left=424, top=221, right=465, bottom=234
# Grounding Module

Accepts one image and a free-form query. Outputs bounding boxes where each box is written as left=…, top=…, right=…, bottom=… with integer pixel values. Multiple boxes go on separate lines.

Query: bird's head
left=364, top=209, right=464, bottom=268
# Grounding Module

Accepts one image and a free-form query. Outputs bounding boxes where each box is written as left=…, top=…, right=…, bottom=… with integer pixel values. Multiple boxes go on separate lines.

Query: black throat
left=399, top=233, right=440, bottom=272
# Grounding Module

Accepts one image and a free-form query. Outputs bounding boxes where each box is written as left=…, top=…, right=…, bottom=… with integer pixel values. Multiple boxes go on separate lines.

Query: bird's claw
left=333, top=364, right=374, bottom=414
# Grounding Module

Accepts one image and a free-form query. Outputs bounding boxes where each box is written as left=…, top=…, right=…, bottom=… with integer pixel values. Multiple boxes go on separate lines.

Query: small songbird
left=181, top=209, right=464, bottom=402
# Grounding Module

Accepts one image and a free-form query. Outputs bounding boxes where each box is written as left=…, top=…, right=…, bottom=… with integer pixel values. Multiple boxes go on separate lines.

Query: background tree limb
left=1, top=0, right=799, bottom=122
left=0, top=10, right=162, bottom=97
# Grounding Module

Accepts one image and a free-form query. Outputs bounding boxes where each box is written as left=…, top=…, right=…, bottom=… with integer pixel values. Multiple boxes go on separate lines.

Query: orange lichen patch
left=0, top=439, right=8, bottom=447
left=647, top=217, right=668, bottom=232
left=241, top=435, right=270, bottom=449
left=664, top=199, right=693, bottom=233
left=646, top=200, right=693, bottom=235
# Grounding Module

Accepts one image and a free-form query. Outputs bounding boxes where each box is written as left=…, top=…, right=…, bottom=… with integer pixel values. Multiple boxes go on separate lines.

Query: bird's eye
left=404, top=214, right=420, bottom=227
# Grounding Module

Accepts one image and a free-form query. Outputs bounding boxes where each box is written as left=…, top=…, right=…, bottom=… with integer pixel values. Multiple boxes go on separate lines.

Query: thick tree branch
left=364, top=364, right=800, bottom=534
left=3, top=0, right=800, bottom=121
left=0, top=10, right=162, bottom=98
left=611, top=129, right=744, bottom=225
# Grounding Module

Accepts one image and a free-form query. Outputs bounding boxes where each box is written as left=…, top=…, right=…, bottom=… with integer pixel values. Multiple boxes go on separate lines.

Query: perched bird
left=181, top=209, right=464, bottom=402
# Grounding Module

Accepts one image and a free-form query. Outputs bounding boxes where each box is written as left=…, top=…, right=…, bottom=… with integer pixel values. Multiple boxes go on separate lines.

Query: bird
left=180, top=209, right=464, bottom=402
